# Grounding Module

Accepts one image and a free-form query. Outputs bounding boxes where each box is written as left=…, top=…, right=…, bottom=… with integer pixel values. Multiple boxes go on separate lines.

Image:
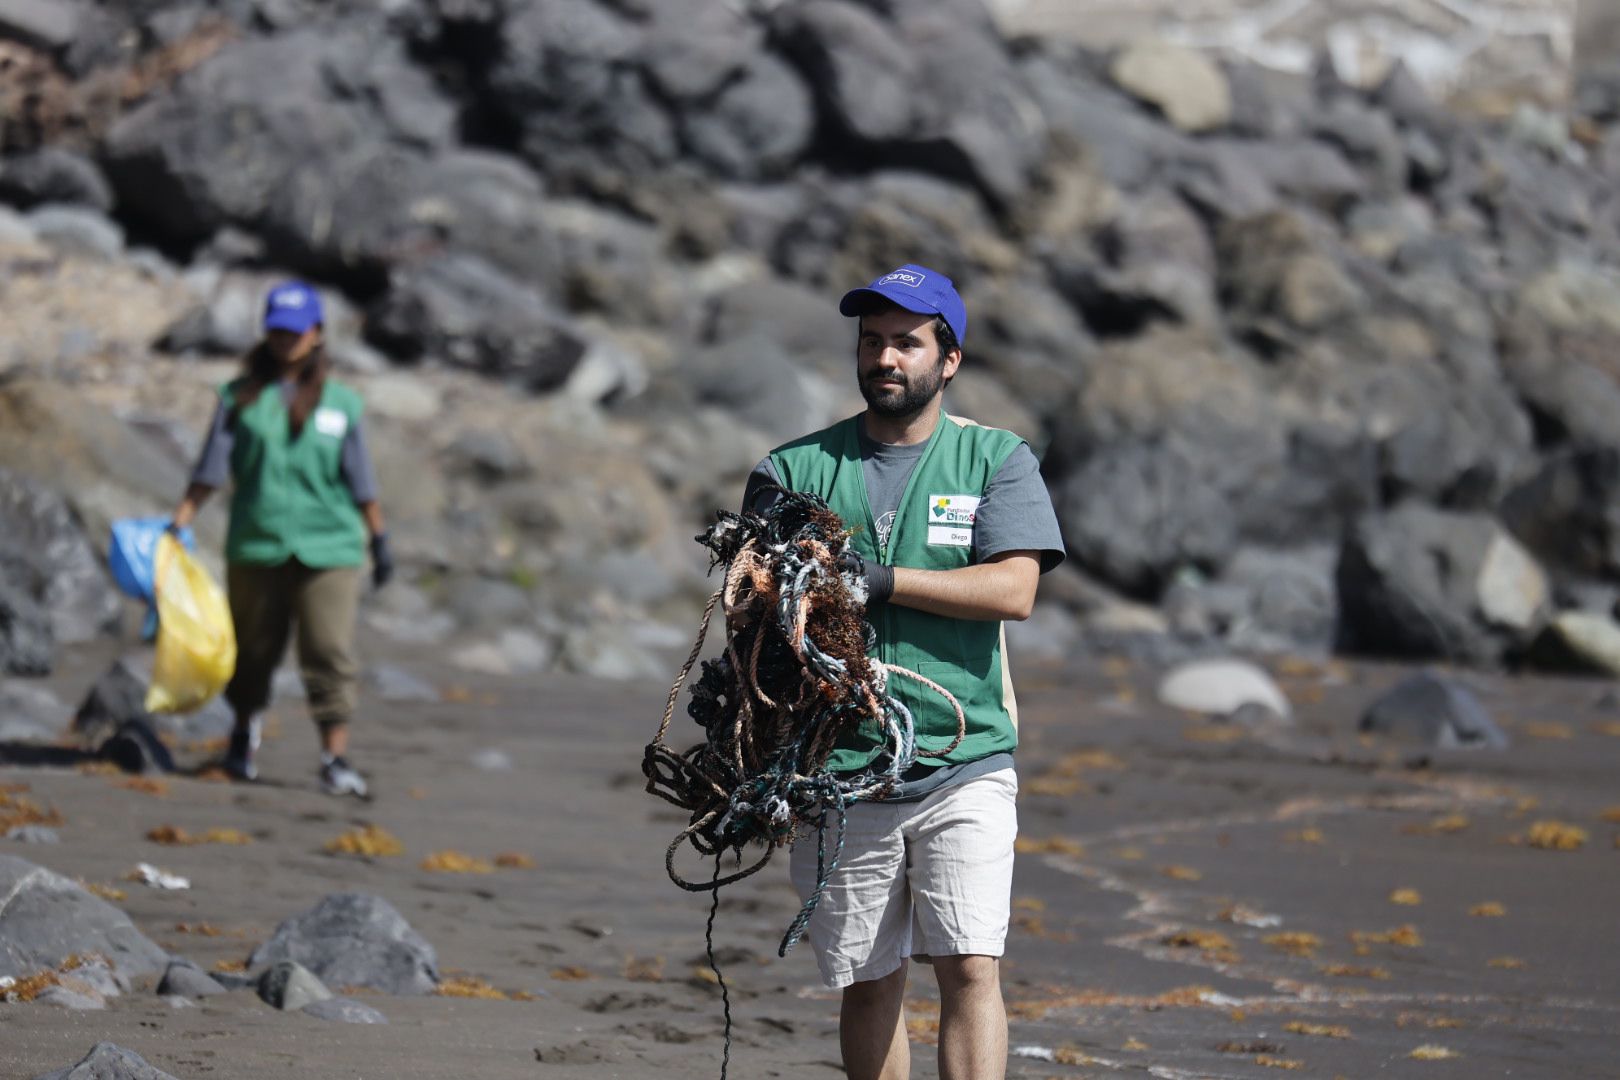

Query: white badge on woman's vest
left=312, top=406, right=348, bottom=439
left=926, top=494, right=979, bottom=547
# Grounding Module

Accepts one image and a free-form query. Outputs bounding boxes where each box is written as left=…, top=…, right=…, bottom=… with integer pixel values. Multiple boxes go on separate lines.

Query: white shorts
left=788, top=768, right=1018, bottom=989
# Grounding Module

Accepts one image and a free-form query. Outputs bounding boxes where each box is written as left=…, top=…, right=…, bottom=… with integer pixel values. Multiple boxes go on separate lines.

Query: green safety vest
left=221, top=378, right=367, bottom=569
left=770, top=412, right=1026, bottom=773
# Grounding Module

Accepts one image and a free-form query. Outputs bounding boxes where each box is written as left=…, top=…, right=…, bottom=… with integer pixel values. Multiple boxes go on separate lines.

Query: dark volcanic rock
left=772, top=2, right=915, bottom=145
left=0, top=856, right=168, bottom=979
left=774, top=2, right=1045, bottom=204
left=74, top=658, right=153, bottom=743
left=1499, top=261, right=1620, bottom=452
left=103, top=25, right=455, bottom=248
left=1359, top=672, right=1508, bottom=749
left=366, top=255, right=590, bottom=391
left=257, top=960, right=332, bottom=1011
left=248, top=893, right=439, bottom=995
left=0, top=147, right=113, bottom=211
left=260, top=148, right=555, bottom=285
left=0, top=580, right=52, bottom=676
left=1337, top=504, right=1550, bottom=665
left=484, top=0, right=673, bottom=191
left=1166, top=544, right=1338, bottom=655
left=680, top=52, right=813, bottom=180
left=0, top=680, right=70, bottom=743
left=1500, top=448, right=1620, bottom=580
left=156, top=957, right=226, bottom=998
left=0, top=468, right=120, bottom=646
left=99, top=718, right=175, bottom=775
left=1053, top=435, right=1241, bottom=597
left=31, top=1042, right=179, bottom=1080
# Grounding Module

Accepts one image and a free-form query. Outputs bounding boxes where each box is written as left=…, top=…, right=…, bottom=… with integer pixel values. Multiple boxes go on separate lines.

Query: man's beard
left=860, top=360, right=946, bottom=419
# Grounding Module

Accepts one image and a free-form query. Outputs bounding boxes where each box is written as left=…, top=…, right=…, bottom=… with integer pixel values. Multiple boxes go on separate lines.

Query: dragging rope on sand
left=643, top=488, right=963, bottom=1076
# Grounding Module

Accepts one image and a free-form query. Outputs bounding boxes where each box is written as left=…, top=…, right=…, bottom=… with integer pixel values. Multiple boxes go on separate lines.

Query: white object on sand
left=133, top=863, right=190, bottom=890
left=1157, top=658, right=1292, bottom=719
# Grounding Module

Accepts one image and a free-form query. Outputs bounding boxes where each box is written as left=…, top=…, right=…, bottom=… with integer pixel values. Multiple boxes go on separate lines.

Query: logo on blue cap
left=878, top=268, right=927, bottom=289
left=839, top=263, right=966, bottom=346
left=263, top=281, right=323, bottom=334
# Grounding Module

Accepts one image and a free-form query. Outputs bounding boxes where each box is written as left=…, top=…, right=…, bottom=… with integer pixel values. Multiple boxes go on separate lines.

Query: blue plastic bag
left=109, top=517, right=196, bottom=604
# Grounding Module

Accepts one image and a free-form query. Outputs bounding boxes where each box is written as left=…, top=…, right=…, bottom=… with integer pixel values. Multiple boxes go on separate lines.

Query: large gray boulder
left=771, top=2, right=915, bottom=145
left=0, top=580, right=52, bottom=676
left=73, top=657, right=152, bottom=743
left=772, top=1, right=1044, bottom=204
left=1052, top=434, right=1243, bottom=597
left=1500, top=448, right=1620, bottom=581
left=156, top=958, right=225, bottom=998
left=31, top=1042, right=179, bottom=1080
left=365, top=255, right=590, bottom=392
left=248, top=894, right=439, bottom=995
left=0, top=856, right=168, bottom=979
left=0, top=147, right=114, bottom=212
left=1164, top=544, right=1338, bottom=655
left=1020, top=52, right=1183, bottom=190
left=0, top=468, right=121, bottom=646
left=484, top=0, right=674, bottom=189
left=1109, top=39, right=1231, bottom=134
left=1499, top=261, right=1620, bottom=452
left=1359, top=673, right=1508, bottom=749
left=0, top=680, right=70, bottom=743
left=1048, top=330, right=1316, bottom=595
left=680, top=52, right=813, bottom=181
left=1337, top=504, right=1550, bottom=665
left=103, top=25, right=456, bottom=247
left=260, top=147, right=550, bottom=285
left=257, top=960, right=332, bottom=1011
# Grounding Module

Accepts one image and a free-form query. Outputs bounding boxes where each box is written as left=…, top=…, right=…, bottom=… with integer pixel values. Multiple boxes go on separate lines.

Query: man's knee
left=844, top=960, right=908, bottom=1007
left=933, top=954, right=999, bottom=997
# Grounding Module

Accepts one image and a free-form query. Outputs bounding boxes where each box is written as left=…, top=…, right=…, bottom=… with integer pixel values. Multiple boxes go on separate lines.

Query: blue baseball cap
left=839, top=263, right=967, bottom=347
left=263, top=280, right=324, bottom=334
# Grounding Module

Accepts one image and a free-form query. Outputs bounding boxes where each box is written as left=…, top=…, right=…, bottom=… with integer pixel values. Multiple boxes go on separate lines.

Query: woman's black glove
left=838, top=548, right=893, bottom=606
left=370, top=532, right=395, bottom=589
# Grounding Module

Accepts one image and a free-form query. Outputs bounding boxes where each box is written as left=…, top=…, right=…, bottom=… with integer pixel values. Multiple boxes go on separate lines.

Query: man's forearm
left=890, top=552, right=1041, bottom=622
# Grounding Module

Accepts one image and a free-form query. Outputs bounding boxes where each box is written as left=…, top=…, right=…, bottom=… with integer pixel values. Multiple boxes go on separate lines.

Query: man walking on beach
left=743, top=264, right=1065, bottom=1079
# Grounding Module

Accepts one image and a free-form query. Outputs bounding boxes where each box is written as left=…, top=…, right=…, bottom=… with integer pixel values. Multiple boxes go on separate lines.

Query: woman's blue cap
left=838, top=264, right=966, bottom=346
left=263, top=280, right=324, bottom=333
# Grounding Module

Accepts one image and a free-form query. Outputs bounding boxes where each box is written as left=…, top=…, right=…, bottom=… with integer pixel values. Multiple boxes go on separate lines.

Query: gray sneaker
left=319, top=755, right=369, bottom=799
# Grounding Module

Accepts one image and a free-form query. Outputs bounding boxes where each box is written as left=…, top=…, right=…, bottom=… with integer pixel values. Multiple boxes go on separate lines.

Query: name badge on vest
left=312, top=406, right=349, bottom=439
left=926, top=494, right=979, bottom=547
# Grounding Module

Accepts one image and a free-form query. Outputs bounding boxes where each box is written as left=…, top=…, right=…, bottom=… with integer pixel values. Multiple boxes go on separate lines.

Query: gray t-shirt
left=189, top=381, right=379, bottom=503
left=742, top=413, right=1066, bottom=800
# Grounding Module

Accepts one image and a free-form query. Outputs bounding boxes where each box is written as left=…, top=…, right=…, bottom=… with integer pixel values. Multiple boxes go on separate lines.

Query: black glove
left=838, top=548, right=893, bottom=606
left=370, top=532, right=395, bottom=589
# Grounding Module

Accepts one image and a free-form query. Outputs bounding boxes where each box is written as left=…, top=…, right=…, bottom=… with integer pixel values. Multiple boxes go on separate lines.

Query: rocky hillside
left=5, top=0, right=1620, bottom=681
left=991, top=0, right=1576, bottom=111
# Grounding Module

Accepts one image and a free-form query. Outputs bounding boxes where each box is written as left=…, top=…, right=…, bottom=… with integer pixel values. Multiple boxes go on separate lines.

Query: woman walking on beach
left=168, top=280, right=393, bottom=798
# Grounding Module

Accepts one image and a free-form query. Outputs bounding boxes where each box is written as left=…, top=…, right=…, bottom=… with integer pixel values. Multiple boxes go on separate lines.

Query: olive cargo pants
left=223, top=561, right=360, bottom=730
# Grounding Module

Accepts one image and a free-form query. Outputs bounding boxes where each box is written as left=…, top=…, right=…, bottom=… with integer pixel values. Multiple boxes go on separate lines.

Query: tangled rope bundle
left=643, top=488, right=964, bottom=1076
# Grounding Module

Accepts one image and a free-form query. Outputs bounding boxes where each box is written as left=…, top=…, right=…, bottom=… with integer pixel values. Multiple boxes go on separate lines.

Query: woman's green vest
left=769, top=412, right=1025, bottom=773
left=221, top=378, right=366, bottom=569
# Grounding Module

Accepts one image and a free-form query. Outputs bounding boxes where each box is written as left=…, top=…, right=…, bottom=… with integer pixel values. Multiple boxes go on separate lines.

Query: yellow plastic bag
left=145, top=533, right=237, bottom=714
